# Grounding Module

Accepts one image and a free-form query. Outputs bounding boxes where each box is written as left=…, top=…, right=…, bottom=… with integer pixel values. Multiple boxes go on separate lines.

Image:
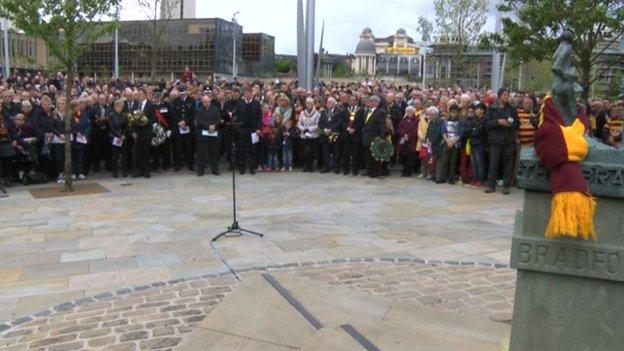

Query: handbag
left=419, top=141, right=430, bottom=159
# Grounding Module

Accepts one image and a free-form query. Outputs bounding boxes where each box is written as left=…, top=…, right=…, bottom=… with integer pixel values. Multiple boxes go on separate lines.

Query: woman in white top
left=297, top=97, right=320, bottom=172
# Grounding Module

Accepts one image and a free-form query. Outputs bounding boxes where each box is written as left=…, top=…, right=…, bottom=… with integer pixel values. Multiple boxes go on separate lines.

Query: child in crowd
left=467, top=102, right=487, bottom=187
left=259, top=103, right=273, bottom=171
left=436, top=104, right=462, bottom=184
left=266, top=116, right=282, bottom=171
left=280, top=118, right=296, bottom=171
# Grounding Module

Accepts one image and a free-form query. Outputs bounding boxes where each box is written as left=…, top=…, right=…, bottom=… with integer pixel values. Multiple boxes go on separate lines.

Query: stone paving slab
left=0, top=259, right=515, bottom=351
left=0, top=171, right=520, bottom=324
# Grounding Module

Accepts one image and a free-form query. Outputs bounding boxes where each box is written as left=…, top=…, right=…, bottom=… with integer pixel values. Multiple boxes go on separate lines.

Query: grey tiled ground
left=0, top=259, right=515, bottom=351
left=0, top=170, right=521, bottom=323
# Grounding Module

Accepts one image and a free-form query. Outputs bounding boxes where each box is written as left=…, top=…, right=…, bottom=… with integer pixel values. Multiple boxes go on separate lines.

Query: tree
left=606, top=72, right=623, bottom=99
left=433, top=0, right=488, bottom=80
left=275, top=58, right=294, bottom=74
left=0, top=0, right=120, bottom=191
left=137, top=0, right=180, bottom=80
left=484, top=0, right=624, bottom=102
left=416, top=16, right=433, bottom=43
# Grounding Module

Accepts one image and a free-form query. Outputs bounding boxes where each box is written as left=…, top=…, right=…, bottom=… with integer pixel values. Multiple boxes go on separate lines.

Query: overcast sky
left=119, top=0, right=499, bottom=55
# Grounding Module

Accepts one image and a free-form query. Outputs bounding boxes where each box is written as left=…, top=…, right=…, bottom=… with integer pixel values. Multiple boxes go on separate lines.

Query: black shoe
left=320, top=169, right=329, bottom=174
left=369, top=174, right=379, bottom=178
left=448, top=179, right=455, bottom=185
left=250, top=170, right=256, bottom=175
left=435, top=180, right=445, bottom=184
left=212, top=170, right=221, bottom=176
left=502, top=187, right=511, bottom=195
left=173, top=167, right=181, bottom=172
left=197, top=170, right=205, bottom=177
left=144, top=173, right=151, bottom=179
left=123, top=173, right=128, bottom=178
left=132, top=173, right=143, bottom=178
left=188, top=166, right=195, bottom=171
left=239, top=170, right=245, bottom=175
left=113, top=172, right=119, bottom=178
left=484, top=186, right=495, bottom=193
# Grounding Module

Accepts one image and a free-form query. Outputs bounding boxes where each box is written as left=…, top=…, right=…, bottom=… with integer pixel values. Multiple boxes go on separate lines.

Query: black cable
left=209, top=239, right=241, bottom=282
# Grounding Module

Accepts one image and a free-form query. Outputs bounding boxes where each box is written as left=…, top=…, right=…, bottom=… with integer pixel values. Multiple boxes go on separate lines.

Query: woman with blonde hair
left=297, top=97, right=320, bottom=172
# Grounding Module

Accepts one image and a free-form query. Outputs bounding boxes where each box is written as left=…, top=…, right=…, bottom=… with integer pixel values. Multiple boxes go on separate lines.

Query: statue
left=551, top=30, right=609, bottom=149
left=550, top=31, right=579, bottom=126
left=510, top=29, right=624, bottom=351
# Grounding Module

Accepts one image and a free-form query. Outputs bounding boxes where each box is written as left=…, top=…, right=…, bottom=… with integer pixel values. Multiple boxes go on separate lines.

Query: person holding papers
left=70, top=100, right=91, bottom=180
left=195, top=96, right=221, bottom=177
left=234, top=88, right=262, bottom=175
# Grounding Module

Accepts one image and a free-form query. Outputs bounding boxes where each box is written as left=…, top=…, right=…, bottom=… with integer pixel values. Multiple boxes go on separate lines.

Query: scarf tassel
left=546, top=191, right=597, bottom=240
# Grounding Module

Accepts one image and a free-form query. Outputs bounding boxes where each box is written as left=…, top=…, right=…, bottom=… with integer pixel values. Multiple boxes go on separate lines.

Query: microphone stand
left=211, top=117, right=264, bottom=242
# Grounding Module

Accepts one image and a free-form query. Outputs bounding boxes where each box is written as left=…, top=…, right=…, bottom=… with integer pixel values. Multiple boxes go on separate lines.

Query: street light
left=2, top=18, right=9, bottom=79
left=232, top=11, right=240, bottom=81
left=114, top=4, right=120, bottom=79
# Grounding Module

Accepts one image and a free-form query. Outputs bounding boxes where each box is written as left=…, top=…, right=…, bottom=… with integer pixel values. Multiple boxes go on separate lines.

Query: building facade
left=0, top=24, right=50, bottom=74
left=241, top=33, right=275, bottom=77
left=352, top=28, right=424, bottom=78
left=160, top=0, right=196, bottom=20
left=76, top=18, right=275, bottom=79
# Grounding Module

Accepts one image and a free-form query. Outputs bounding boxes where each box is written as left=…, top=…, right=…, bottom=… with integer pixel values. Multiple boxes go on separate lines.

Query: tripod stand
left=211, top=118, right=264, bottom=242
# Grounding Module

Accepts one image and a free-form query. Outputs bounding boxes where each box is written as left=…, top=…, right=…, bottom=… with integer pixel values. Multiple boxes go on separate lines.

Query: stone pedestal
left=510, top=147, right=624, bottom=351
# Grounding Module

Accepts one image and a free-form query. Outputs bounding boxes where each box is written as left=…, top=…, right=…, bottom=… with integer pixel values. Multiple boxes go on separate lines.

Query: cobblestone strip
left=0, top=258, right=514, bottom=351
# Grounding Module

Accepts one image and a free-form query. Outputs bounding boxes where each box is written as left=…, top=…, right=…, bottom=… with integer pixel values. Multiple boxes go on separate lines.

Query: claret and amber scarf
left=533, top=96, right=596, bottom=240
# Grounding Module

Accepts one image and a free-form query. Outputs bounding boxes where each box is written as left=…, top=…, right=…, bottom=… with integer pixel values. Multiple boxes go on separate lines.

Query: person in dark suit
left=318, top=97, right=344, bottom=174
left=108, top=100, right=131, bottom=178
left=342, top=95, right=364, bottom=176
left=234, top=88, right=262, bottom=175
left=171, top=85, right=196, bottom=171
left=220, top=89, right=238, bottom=170
left=88, top=94, right=111, bottom=173
left=361, top=95, right=386, bottom=178
left=195, top=95, right=221, bottom=176
left=131, top=89, right=155, bottom=179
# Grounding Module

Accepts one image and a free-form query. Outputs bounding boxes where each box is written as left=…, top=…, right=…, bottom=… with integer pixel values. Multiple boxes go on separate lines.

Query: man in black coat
left=195, top=95, right=221, bottom=176
left=221, top=88, right=240, bottom=170
left=131, top=89, right=155, bottom=179
left=234, top=88, right=261, bottom=175
left=88, top=94, right=111, bottom=172
left=484, top=88, right=519, bottom=194
left=342, top=95, right=364, bottom=176
left=170, top=85, right=195, bottom=171
left=361, top=95, right=386, bottom=178
left=318, top=97, right=344, bottom=174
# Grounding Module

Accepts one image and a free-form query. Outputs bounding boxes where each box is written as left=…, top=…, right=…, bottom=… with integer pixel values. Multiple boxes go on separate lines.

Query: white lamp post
left=232, top=11, right=240, bottom=81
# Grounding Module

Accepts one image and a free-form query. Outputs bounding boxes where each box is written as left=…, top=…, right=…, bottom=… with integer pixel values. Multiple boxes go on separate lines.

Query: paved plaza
left=0, top=170, right=521, bottom=350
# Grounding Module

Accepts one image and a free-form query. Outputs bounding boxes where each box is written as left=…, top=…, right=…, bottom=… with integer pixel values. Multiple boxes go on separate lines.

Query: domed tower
left=353, top=28, right=377, bottom=76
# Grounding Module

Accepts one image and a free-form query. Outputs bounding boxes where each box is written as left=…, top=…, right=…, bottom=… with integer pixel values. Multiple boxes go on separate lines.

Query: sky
left=119, top=0, right=499, bottom=55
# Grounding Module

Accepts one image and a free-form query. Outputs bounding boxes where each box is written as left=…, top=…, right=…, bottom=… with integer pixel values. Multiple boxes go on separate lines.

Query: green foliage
left=606, top=73, right=623, bottom=98
left=433, top=0, right=488, bottom=46
left=0, top=0, right=120, bottom=67
left=417, top=16, right=433, bottom=43
left=332, top=61, right=351, bottom=78
left=486, top=0, right=624, bottom=100
left=275, top=58, right=294, bottom=74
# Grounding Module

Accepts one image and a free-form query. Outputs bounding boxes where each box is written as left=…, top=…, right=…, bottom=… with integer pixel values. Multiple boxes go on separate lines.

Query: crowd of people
left=0, top=69, right=622, bottom=194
